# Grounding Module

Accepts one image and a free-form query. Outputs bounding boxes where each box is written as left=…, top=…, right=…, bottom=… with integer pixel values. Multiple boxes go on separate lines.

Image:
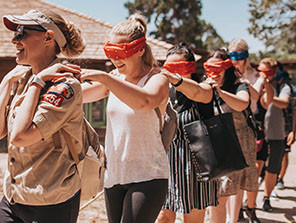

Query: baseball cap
left=3, top=9, right=66, bottom=49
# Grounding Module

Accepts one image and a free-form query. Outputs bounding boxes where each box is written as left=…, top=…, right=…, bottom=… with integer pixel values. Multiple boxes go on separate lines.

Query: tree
left=248, top=0, right=296, bottom=56
left=124, top=0, right=226, bottom=50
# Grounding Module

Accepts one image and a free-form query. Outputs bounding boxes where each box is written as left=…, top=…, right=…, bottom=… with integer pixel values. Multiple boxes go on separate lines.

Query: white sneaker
left=270, top=190, right=279, bottom=200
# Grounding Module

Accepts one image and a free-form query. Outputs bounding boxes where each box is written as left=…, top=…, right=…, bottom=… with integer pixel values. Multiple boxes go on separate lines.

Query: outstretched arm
left=79, top=69, right=109, bottom=103
left=207, top=79, right=250, bottom=112
left=80, top=69, right=169, bottom=111
left=164, top=71, right=213, bottom=103
left=216, top=88, right=250, bottom=112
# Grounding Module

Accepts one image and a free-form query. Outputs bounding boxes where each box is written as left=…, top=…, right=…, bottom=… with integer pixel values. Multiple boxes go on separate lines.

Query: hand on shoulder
left=37, top=63, right=81, bottom=82
left=79, top=69, right=108, bottom=83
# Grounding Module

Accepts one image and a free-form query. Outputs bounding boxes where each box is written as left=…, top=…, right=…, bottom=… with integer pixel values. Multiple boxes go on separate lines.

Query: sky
left=45, top=0, right=265, bottom=54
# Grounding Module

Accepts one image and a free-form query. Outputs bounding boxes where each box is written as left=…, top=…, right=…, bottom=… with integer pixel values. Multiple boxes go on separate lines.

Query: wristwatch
left=31, top=75, right=46, bottom=88
left=172, top=73, right=183, bottom=87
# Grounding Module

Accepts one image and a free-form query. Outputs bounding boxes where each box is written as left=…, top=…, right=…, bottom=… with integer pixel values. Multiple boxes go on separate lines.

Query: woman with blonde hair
left=228, top=39, right=266, bottom=222
left=78, top=13, right=169, bottom=223
left=229, top=38, right=261, bottom=111
left=0, top=9, right=85, bottom=222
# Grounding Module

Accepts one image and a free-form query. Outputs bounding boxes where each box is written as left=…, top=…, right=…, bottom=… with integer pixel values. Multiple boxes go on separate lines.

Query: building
left=0, top=0, right=176, bottom=147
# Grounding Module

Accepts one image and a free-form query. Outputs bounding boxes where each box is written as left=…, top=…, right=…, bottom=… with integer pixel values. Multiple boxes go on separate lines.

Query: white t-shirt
left=104, top=71, right=169, bottom=188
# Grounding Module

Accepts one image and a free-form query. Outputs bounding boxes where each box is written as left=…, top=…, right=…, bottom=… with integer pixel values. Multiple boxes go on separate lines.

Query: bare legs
left=183, top=209, right=206, bottom=223
left=228, top=190, right=244, bottom=223
left=278, top=152, right=288, bottom=181
left=156, top=209, right=176, bottom=223
left=157, top=208, right=206, bottom=223
left=208, top=196, right=228, bottom=223
left=264, top=171, right=277, bottom=197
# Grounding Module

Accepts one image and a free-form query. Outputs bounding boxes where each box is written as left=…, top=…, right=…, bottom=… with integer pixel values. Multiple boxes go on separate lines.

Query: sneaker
left=276, top=178, right=285, bottom=190
left=263, top=197, right=272, bottom=212
left=270, top=190, right=279, bottom=201
left=243, top=199, right=248, bottom=209
left=237, top=208, right=245, bottom=222
left=245, top=208, right=261, bottom=223
left=258, top=176, right=264, bottom=185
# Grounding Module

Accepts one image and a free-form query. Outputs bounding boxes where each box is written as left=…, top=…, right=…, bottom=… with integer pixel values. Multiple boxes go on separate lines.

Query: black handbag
left=183, top=92, right=248, bottom=181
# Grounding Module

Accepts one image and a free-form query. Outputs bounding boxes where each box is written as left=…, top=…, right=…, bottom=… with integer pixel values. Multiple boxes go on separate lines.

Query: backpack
left=143, top=70, right=178, bottom=153
left=154, top=99, right=178, bottom=153
left=282, top=83, right=296, bottom=133
left=53, top=117, right=106, bottom=202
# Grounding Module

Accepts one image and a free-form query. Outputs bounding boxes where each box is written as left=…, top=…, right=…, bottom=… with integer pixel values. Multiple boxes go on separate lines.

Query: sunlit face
left=206, top=57, right=225, bottom=86
left=109, top=34, right=144, bottom=75
left=11, top=25, right=47, bottom=66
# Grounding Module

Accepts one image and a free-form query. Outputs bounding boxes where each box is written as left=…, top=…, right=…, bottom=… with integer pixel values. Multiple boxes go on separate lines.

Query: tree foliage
left=248, top=0, right=296, bottom=56
left=124, top=0, right=226, bottom=50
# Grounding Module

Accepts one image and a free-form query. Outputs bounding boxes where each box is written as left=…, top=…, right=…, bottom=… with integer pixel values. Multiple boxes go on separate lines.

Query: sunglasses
left=14, top=25, right=47, bottom=42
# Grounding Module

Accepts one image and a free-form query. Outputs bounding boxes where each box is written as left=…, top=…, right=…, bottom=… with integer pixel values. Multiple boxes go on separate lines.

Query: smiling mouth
left=117, top=64, right=125, bottom=69
left=16, top=48, right=24, bottom=54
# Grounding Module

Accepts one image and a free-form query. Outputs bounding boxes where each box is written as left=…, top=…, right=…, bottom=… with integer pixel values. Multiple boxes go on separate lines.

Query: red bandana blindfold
left=104, top=36, right=146, bottom=60
left=163, top=61, right=196, bottom=76
left=258, top=67, right=277, bottom=77
left=203, top=59, right=233, bottom=78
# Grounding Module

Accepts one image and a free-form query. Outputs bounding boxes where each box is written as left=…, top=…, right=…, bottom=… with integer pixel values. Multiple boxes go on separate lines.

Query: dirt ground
left=0, top=145, right=295, bottom=223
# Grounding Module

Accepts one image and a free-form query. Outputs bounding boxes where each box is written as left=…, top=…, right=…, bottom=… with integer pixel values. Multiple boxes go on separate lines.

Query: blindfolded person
left=77, top=13, right=169, bottom=223
left=156, top=43, right=219, bottom=223
left=258, top=58, right=291, bottom=212
left=229, top=39, right=263, bottom=113
left=0, top=9, right=85, bottom=223
left=229, top=39, right=273, bottom=223
left=205, top=49, right=259, bottom=223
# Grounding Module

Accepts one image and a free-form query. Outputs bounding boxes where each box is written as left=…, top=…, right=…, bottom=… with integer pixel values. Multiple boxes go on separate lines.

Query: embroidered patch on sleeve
left=47, top=82, right=74, bottom=99
left=43, top=93, right=64, bottom=107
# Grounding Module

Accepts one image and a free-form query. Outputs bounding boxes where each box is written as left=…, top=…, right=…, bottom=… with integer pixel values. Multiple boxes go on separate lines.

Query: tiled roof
left=0, top=0, right=174, bottom=60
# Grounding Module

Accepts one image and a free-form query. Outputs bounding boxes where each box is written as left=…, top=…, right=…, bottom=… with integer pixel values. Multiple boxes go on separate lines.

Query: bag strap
left=192, top=88, right=222, bottom=120
left=52, top=130, right=80, bottom=165
left=212, top=88, right=223, bottom=115
left=154, top=107, right=163, bottom=133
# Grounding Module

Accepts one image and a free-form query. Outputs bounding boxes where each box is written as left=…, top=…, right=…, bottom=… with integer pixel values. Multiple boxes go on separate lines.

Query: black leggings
left=104, top=179, right=168, bottom=223
left=0, top=190, right=80, bottom=223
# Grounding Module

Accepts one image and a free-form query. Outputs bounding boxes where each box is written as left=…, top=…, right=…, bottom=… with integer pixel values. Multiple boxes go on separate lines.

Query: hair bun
left=62, top=20, right=85, bottom=57
left=129, top=13, right=147, bottom=33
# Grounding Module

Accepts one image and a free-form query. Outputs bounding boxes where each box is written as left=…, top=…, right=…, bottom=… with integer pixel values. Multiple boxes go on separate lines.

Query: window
left=84, top=98, right=107, bottom=128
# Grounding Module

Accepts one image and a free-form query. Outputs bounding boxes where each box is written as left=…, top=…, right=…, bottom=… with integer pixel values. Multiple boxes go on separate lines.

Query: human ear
left=139, top=47, right=145, bottom=57
left=44, top=30, right=55, bottom=46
